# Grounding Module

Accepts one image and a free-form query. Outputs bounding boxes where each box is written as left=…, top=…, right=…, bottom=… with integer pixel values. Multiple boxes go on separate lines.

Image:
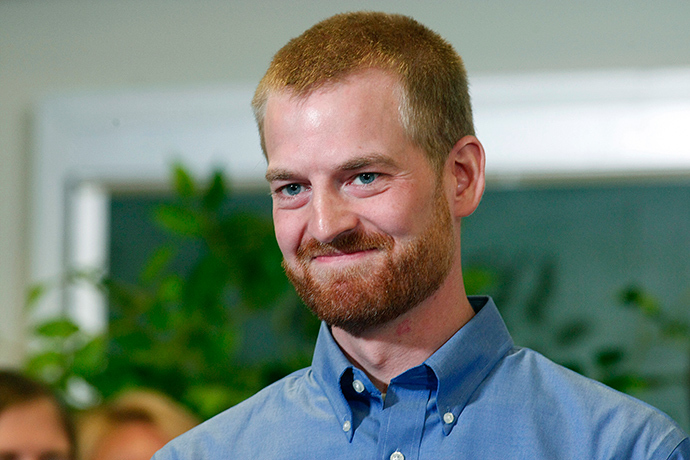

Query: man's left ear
left=446, top=135, right=486, bottom=217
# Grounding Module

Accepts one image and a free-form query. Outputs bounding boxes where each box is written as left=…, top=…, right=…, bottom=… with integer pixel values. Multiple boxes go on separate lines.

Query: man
left=0, top=370, right=75, bottom=460
left=156, top=11, right=689, bottom=459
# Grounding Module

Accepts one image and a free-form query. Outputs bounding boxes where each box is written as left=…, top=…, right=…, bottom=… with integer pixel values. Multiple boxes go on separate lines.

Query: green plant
left=464, top=255, right=593, bottom=373
left=25, top=165, right=319, bottom=419
left=611, top=286, right=689, bottom=402
left=565, top=285, right=690, bottom=403
left=465, top=256, right=686, bottom=384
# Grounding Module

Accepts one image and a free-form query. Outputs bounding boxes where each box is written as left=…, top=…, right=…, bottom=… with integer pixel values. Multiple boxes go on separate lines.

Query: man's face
left=0, top=398, right=71, bottom=460
left=264, top=69, right=456, bottom=335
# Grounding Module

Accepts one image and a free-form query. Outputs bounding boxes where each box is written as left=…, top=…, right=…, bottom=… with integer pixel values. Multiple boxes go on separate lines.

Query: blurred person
left=78, top=390, right=198, bottom=460
left=156, top=11, right=689, bottom=459
left=0, top=370, right=75, bottom=460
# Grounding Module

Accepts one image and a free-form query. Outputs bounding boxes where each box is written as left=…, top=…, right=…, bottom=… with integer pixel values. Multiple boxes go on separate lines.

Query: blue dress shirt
left=155, top=297, right=689, bottom=459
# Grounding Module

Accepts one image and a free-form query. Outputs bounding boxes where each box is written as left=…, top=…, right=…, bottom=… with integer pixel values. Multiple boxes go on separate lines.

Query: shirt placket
left=376, top=382, right=431, bottom=460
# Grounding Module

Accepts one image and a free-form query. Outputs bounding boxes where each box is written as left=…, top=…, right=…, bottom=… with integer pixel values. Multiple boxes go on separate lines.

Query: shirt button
left=443, top=412, right=455, bottom=424
left=342, top=420, right=351, bottom=432
left=390, top=451, right=404, bottom=460
left=352, top=379, right=365, bottom=393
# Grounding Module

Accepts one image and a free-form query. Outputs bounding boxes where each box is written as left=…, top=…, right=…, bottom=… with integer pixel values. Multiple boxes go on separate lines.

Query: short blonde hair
left=252, top=11, right=474, bottom=173
left=77, top=390, right=199, bottom=460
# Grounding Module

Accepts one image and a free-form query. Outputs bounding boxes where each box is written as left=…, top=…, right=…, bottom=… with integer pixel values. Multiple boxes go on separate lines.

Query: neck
left=330, top=262, right=474, bottom=392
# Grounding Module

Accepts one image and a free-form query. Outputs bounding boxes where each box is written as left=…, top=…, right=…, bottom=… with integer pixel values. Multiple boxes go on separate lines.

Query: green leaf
left=155, top=205, right=202, bottom=236
left=72, top=336, right=107, bottom=376
left=173, top=164, right=195, bottom=198
left=26, top=283, right=48, bottom=309
left=554, top=319, right=590, bottom=347
left=141, top=245, right=176, bottom=283
left=24, top=351, right=67, bottom=383
left=601, top=374, right=650, bottom=393
left=661, top=320, right=690, bottom=340
left=184, top=384, right=242, bottom=419
left=157, top=276, right=183, bottom=303
left=147, top=300, right=174, bottom=330
left=202, top=171, right=226, bottom=211
left=36, top=319, right=80, bottom=338
left=463, top=266, right=496, bottom=295
left=524, top=258, right=557, bottom=323
left=620, top=286, right=642, bottom=305
left=595, top=347, right=625, bottom=369
left=619, top=285, right=660, bottom=317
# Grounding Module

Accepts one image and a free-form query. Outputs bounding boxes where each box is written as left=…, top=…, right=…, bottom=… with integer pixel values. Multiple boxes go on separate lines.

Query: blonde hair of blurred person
left=78, top=390, right=198, bottom=460
left=0, top=370, right=76, bottom=460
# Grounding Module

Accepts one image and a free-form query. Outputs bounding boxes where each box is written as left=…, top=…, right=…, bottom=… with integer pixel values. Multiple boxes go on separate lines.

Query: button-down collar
left=425, top=296, right=513, bottom=434
left=310, top=296, right=513, bottom=440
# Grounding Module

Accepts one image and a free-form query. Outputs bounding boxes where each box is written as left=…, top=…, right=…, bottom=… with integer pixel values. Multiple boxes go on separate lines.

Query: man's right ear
left=447, top=135, right=486, bottom=218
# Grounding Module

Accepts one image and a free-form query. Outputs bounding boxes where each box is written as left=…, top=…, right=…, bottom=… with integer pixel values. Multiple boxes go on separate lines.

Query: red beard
left=283, top=188, right=455, bottom=336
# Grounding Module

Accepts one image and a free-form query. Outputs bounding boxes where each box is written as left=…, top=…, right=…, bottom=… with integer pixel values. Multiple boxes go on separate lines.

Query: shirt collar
left=310, top=296, right=514, bottom=439
left=424, top=296, right=514, bottom=434
left=311, top=321, right=357, bottom=441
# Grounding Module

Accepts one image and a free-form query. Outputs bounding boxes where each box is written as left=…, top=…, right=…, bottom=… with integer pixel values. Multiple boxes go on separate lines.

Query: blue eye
left=281, top=183, right=303, bottom=196
left=354, top=173, right=379, bottom=185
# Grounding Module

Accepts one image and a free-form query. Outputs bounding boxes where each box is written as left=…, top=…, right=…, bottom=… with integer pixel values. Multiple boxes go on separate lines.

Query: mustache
left=296, top=229, right=394, bottom=260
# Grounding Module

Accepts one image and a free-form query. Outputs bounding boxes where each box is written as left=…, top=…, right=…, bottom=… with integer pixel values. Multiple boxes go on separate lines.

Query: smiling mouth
left=312, top=248, right=379, bottom=262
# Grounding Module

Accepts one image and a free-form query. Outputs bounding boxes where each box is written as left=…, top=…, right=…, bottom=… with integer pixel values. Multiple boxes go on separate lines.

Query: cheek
left=272, top=212, right=301, bottom=258
left=363, top=197, right=427, bottom=239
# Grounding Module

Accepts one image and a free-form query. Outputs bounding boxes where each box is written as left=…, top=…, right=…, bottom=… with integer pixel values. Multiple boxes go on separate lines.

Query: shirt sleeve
left=666, top=437, right=690, bottom=460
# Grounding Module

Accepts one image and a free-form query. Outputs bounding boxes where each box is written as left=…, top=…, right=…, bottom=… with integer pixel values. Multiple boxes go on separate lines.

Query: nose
left=308, top=187, right=358, bottom=243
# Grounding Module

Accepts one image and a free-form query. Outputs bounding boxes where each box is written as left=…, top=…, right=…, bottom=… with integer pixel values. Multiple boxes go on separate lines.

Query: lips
left=312, top=248, right=379, bottom=263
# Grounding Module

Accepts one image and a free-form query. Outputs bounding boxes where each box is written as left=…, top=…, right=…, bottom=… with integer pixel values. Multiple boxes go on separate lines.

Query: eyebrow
left=265, top=168, right=294, bottom=182
left=339, top=153, right=398, bottom=171
left=265, top=153, right=398, bottom=182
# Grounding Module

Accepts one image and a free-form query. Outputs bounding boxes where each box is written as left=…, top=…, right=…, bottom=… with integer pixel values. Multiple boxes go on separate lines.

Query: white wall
left=2, top=0, right=690, bottom=366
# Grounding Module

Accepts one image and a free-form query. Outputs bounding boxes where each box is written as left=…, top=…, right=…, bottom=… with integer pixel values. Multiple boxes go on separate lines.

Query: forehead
left=263, top=70, right=411, bottom=172
left=0, top=398, right=70, bottom=451
left=268, top=69, right=401, bottom=122
left=91, top=421, right=167, bottom=460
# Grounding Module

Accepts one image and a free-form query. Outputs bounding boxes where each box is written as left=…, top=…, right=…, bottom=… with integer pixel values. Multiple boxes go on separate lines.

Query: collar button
left=352, top=379, right=365, bottom=393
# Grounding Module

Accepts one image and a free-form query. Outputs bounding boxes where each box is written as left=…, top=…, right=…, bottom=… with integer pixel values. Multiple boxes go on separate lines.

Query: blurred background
left=2, top=0, right=690, bottom=430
